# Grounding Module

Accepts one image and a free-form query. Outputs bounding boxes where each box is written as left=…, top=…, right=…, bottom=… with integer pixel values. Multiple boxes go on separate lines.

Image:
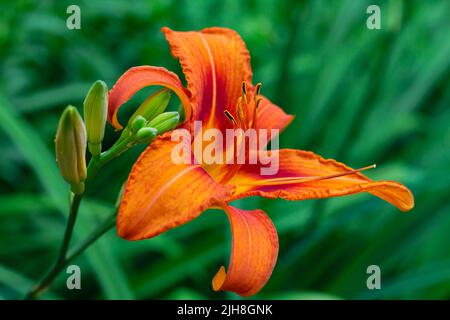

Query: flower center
left=223, top=81, right=262, bottom=130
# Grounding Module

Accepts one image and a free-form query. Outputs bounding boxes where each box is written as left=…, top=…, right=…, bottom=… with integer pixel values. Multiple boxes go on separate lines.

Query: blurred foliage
left=0, top=0, right=449, bottom=300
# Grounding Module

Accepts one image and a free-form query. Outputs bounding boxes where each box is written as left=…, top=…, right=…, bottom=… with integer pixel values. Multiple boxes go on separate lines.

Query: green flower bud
left=128, top=88, right=171, bottom=125
left=135, top=127, right=158, bottom=143
left=148, top=112, right=180, bottom=134
left=83, top=80, right=108, bottom=156
left=55, top=106, right=87, bottom=194
left=130, top=115, right=147, bottom=133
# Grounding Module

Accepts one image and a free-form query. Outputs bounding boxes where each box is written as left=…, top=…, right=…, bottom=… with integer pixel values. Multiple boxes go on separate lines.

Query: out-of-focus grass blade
left=135, top=240, right=225, bottom=298
left=0, top=263, right=59, bottom=299
left=0, top=95, right=67, bottom=209
left=357, top=260, right=450, bottom=299
left=164, top=288, right=207, bottom=300
left=12, top=82, right=92, bottom=113
left=77, top=201, right=134, bottom=299
left=0, top=193, right=56, bottom=216
left=350, top=26, right=450, bottom=162
left=82, top=234, right=134, bottom=299
left=318, top=73, right=370, bottom=156
left=265, top=291, right=342, bottom=300
left=296, top=35, right=376, bottom=148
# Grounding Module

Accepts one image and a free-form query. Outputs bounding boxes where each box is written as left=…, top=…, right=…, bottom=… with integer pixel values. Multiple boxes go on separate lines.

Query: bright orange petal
left=162, top=27, right=252, bottom=131
left=212, top=205, right=278, bottom=297
left=228, top=149, right=414, bottom=212
left=253, top=95, right=294, bottom=146
left=108, top=66, right=191, bottom=130
left=117, top=135, right=230, bottom=240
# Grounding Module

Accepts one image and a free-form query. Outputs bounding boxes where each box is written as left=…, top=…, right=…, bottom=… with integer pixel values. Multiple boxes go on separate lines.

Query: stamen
left=241, top=81, right=247, bottom=96
left=236, top=97, right=245, bottom=124
left=249, top=96, right=262, bottom=128
left=250, top=83, right=262, bottom=128
left=239, top=164, right=377, bottom=186
left=255, top=96, right=262, bottom=109
left=241, top=81, right=248, bottom=105
left=224, top=110, right=237, bottom=126
left=255, top=83, right=262, bottom=96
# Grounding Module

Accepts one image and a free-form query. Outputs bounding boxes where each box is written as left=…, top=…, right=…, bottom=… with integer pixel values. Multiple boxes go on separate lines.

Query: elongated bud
left=148, top=112, right=179, bottom=134
left=83, top=80, right=108, bottom=156
left=55, top=106, right=87, bottom=194
left=128, top=89, right=172, bottom=125
left=135, top=127, right=158, bottom=143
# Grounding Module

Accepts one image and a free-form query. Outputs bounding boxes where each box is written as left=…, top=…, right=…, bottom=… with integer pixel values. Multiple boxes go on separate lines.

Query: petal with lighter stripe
left=162, top=27, right=252, bottom=132
left=228, top=149, right=414, bottom=212
left=117, top=135, right=230, bottom=240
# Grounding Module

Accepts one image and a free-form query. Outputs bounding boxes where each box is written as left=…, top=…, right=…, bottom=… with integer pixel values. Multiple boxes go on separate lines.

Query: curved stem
left=24, top=193, right=83, bottom=299
left=86, top=135, right=134, bottom=181
left=24, top=212, right=117, bottom=299
left=66, top=213, right=117, bottom=264
left=56, top=193, right=82, bottom=266
left=24, top=135, right=133, bottom=300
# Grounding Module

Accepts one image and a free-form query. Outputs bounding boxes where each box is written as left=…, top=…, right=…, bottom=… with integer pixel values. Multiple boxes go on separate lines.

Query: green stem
left=24, top=134, right=133, bottom=300
left=23, top=212, right=117, bottom=299
left=24, top=193, right=83, bottom=299
left=86, top=134, right=134, bottom=180
left=66, top=213, right=117, bottom=264
left=56, top=193, right=82, bottom=267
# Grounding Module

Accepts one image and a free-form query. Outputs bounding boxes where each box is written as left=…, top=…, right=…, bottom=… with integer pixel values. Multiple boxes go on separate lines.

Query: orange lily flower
left=108, top=27, right=414, bottom=297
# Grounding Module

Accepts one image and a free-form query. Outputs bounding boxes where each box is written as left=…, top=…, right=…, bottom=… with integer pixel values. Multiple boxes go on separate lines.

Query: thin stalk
left=24, top=193, right=83, bottom=299
left=86, top=134, right=134, bottom=180
left=66, top=213, right=117, bottom=264
left=24, top=134, right=133, bottom=300
left=23, top=212, right=117, bottom=299
left=56, top=193, right=82, bottom=266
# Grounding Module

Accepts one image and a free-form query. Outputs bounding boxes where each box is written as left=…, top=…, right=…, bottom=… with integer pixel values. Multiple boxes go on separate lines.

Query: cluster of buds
left=121, top=89, right=179, bottom=144
left=55, top=83, right=179, bottom=194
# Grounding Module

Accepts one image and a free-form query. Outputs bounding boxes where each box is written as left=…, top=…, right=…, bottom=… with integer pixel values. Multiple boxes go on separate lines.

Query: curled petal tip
left=212, top=205, right=278, bottom=297
left=212, top=266, right=227, bottom=292
left=375, top=181, right=414, bottom=212
left=229, top=149, right=415, bottom=213
left=108, top=66, right=191, bottom=130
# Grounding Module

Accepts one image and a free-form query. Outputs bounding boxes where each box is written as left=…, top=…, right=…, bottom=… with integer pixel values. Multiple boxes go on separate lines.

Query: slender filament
left=238, top=164, right=377, bottom=186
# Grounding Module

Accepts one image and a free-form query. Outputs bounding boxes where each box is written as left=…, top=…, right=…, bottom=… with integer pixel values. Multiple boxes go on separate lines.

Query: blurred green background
left=0, top=0, right=449, bottom=300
